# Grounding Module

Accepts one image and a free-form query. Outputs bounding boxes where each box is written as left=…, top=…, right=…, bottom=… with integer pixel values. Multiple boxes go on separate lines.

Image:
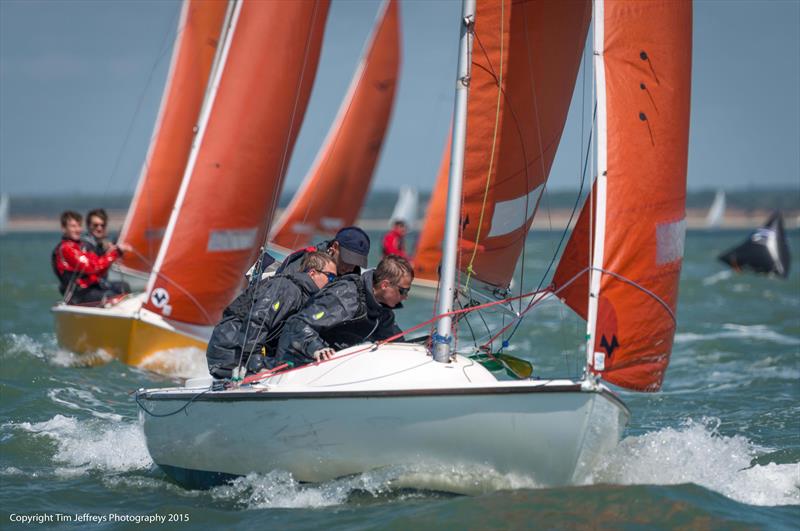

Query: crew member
left=82, top=208, right=131, bottom=295
left=82, top=208, right=110, bottom=255
left=207, top=251, right=337, bottom=379
left=277, top=255, right=413, bottom=367
left=51, top=211, right=130, bottom=304
left=381, top=219, right=408, bottom=259
left=275, top=226, right=370, bottom=277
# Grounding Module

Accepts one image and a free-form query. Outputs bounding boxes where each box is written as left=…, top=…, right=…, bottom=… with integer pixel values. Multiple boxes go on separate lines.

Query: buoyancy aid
left=51, top=238, right=119, bottom=296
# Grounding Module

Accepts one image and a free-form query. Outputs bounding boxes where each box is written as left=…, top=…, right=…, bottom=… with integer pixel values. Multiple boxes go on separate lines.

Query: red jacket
left=52, top=237, right=119, bottom=292
left=382, top=228, right=408, bottom=259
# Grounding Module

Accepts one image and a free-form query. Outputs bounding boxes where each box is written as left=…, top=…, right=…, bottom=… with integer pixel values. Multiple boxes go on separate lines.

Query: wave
left=203, top=419, right=798, bottom=509
left=4, top=413, right=796, bottom=509
left=137, top=347, right=209, bottom=380
left=675, top=324, right=800, bottom=346
left=1, top=333, right=113, bottom=367
left=5, top=415, right=152, bottom=475
left=590, top=418, right=799, bottom=507
left=702, top=270, right=733, bottom=286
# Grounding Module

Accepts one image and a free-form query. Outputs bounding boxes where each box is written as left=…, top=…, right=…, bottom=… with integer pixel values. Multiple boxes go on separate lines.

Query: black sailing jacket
left=276, top=270, right=404, bottom=367
left=206, top=272, right=319, bottom=378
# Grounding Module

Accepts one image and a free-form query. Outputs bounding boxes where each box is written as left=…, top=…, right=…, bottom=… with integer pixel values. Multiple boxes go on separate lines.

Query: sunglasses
left=308, top=269, right=337, bottom=283
left=395, top=284, right=410, bottom=296
left=90, top=223, right=106, bottom=229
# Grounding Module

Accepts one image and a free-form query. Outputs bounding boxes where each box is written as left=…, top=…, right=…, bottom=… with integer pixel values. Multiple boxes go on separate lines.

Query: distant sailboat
left=52, top=0, right=331, bottom=371
left=0, top=193, right=9, bottom=234
left=270, top=0, right=400, bottom=251
left=389, top=186, right=418, bottom=230
left=705, top=189, right=726, bottom=228
left=718, top=211, right=791, bottom=277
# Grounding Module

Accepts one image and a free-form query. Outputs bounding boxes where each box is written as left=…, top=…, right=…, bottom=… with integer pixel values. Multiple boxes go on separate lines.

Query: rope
left=463, top=6, right=505, bottom=290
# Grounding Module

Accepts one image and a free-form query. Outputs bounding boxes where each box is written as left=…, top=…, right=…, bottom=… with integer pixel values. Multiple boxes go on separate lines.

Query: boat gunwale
left=137, top=383, right=630, bottom=418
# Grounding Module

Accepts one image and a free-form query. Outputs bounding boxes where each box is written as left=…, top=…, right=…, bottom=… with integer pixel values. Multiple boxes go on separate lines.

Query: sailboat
left=389, top=186, right=419, bottom=230
left=718, top=211, right=791, bottom=277
left=705, top=189, right=726, bottom=229
left=136, top=0, right=692, bottom=490
left=270, top=0, right=401, bottom=253
left=52, top=0, right=331, bottom=371
left=0, top=193, right=9, bottom=235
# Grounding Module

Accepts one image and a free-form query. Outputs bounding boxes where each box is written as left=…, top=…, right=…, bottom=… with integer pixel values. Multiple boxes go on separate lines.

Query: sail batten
left=553, top=0, right=693, bottom=392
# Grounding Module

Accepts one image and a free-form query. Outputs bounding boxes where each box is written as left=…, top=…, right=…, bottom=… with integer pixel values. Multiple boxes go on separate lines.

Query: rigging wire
left=102, top=4, right=182, bottom=199
left=497, top=104, right=596, bottom=352
left=263, top=1, right=327, bottom=248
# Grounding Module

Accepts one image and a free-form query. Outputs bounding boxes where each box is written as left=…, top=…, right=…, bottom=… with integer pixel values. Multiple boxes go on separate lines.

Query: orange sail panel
left=143, top=0, right=330, bottom=325
left=416, top=0, right=590, bottom=288
left=553, top=0, right=692, bottom=391
left=118, top=0, right=228, bottom=275
left=270, top=0, right=401, bottom=250
left=414, top=139, right=450, bottom=282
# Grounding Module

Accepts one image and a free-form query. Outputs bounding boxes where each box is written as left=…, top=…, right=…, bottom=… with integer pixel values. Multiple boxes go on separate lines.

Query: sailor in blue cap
left=276, top=226, right=371, bottom=276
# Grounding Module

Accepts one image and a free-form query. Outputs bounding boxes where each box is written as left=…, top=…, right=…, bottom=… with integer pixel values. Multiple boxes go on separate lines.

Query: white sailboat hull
left=137, top=345, right=629, bottom=490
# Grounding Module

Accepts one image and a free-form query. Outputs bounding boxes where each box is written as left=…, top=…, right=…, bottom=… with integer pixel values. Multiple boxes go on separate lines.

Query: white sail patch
left=487, top=186, right=541, bottom=238
left=207, top=228, right=257, bottom=252
left=656, top=218, right=686, bottom=264
left=290, top=223, right=315, bottom=235
left=320, top=217, right=343, bottom=231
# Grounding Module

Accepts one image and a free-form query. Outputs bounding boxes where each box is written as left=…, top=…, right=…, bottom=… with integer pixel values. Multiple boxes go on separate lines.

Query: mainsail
left=553, top=0, right=692, bottom=391
left=270, top=0, right=400, bottom=250
left=143, top=0, right=330, bottom=326
left=118, top=0, right=228, bottom=275
left=414, top=0, right=591, bottom=289
left=705, top=189, right=726, bottom=228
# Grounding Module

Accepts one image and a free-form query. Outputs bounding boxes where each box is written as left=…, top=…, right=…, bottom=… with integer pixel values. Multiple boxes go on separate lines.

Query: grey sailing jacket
left=206, top=272, right=319, bottom=378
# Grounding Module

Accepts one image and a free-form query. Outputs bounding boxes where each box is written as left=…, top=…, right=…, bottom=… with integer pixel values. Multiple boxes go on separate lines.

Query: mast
left=433, top=0, right=475, bottom=364
left=585, top=0, right=608, bottom=373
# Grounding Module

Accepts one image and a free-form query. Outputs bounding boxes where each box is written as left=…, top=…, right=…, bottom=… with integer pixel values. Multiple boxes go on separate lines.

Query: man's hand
left=313, top=348, right=335, bottom=362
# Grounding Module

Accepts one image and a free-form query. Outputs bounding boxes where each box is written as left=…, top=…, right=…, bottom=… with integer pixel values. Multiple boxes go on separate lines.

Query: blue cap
left=335, top=226, right=370, bottom=268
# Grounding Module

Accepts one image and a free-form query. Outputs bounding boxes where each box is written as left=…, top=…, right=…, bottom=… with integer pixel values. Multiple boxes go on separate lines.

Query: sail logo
left=150, top=288, right=172, bottom=316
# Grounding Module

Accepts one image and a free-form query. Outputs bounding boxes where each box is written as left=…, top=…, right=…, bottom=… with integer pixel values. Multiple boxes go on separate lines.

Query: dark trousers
left=68, top=280, right=131, bottom=305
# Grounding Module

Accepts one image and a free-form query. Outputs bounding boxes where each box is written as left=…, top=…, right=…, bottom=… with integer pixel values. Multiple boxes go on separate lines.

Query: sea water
left=0, top=230, right=798, bottom=530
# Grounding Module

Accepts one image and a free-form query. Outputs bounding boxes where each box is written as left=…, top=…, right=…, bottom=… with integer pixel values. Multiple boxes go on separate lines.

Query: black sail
left=718, top=211, right=791, bottom=278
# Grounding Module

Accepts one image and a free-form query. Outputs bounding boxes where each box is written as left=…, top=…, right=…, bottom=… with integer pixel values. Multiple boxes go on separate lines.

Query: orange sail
left=414, top=0, right=590, bottom=288
left=270, top=0, right=401, bottom=250
left=553, top=0, right=692, bottom=391
left=118, top=0, right=228, bottom=275
left=143, top=0, right=330, bottom=325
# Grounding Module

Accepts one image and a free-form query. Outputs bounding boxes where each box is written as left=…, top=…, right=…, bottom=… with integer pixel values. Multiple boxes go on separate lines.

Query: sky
left=0, top=0, right=798, bottom=198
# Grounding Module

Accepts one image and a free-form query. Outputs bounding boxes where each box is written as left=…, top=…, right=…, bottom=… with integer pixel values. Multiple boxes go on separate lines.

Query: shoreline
left=3, top=208, right=798, bottom=233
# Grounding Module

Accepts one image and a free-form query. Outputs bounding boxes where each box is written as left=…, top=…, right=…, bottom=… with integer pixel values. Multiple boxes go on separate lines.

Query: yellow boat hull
left=52, top=300, right=209, bottom=372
